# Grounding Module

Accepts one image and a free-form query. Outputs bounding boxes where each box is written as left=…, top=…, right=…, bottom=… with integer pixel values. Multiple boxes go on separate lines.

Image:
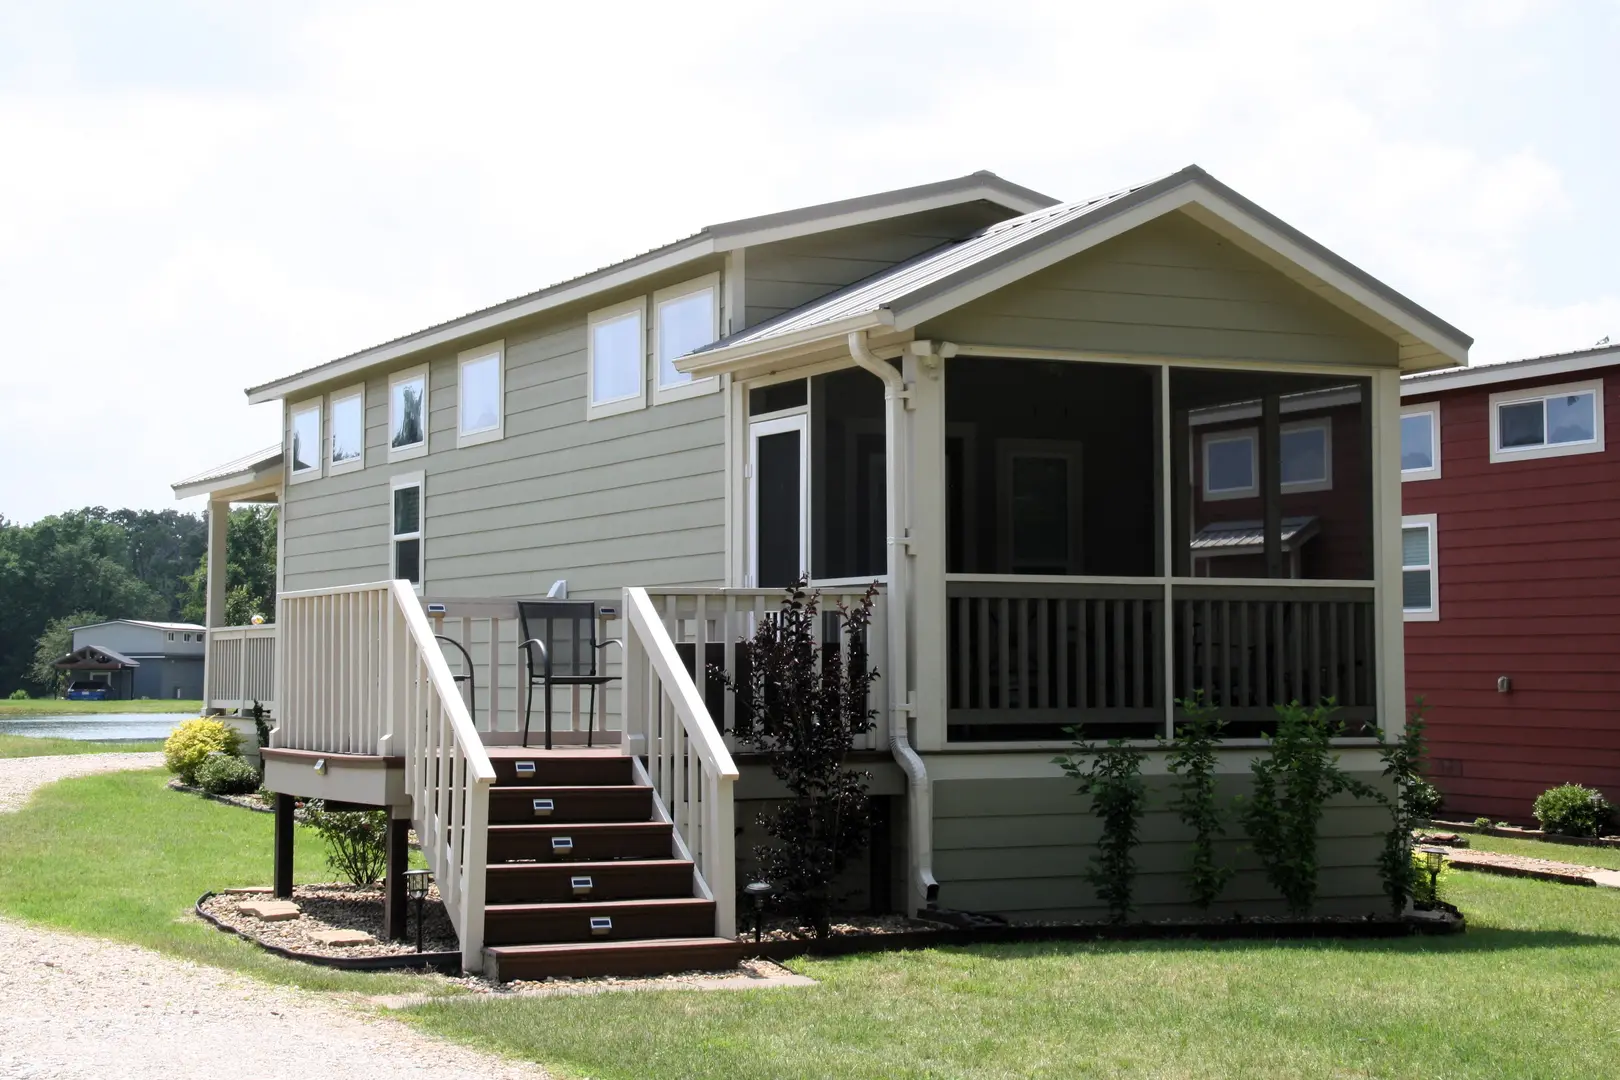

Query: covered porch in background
left=171, top=445, right=282, bottom=717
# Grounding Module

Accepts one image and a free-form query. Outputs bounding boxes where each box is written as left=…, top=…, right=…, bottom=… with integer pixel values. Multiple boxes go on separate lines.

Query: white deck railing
left=622, top=586, right=739, bottom=938
left=642, top=584, right=889, bottom=752
left=276, top=580, right=495, bottom=971
left=205, top=623, right=276, bottom=714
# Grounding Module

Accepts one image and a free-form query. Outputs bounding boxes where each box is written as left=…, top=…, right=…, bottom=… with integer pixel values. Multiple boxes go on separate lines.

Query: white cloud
left=0, top=0, right=1613, bottom=520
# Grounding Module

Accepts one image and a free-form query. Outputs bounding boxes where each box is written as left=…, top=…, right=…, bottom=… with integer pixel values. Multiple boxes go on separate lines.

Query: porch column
left=1260, top=395, right=1284, bottom=577
left=906, top=345, right=948, bottom=753
left=1373, top=369, right=1407, bottom=736
left=383, top=811, right=410, bottom=940
left=205, top=497, right=230, bottom=628
left=273, top=793, right=295, bottom=898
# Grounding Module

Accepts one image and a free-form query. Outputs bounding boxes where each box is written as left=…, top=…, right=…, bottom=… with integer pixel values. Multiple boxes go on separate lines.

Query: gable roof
left=55, top=645, right=140, bottom=670
left=1402, top=342, right=1619, bottom=396
left=243, top=171, right=1056, bottom=405
left=681, top=165, right=1472, bottom=377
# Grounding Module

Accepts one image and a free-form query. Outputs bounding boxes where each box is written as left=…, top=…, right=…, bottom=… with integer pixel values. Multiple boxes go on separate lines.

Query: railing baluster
left=1055, top=598, right=1069, bottom=711
left=1076, top=599, right=1088, bottom=710
left=1133, top=599, right=1146, bottom=709
left=1094, top=599, right=1107, bottom=710
left=976, top=597, right=990, bottom=711
left=997, top=598, right=1010, bottom=710
left=1036, top=598, right=1050, bottom=710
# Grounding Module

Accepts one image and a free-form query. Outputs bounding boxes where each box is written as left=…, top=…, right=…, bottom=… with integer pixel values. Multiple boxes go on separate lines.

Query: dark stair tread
left=487, top=822, right=670, bottom=834
left=484, top=937, right=742, bottom=980
left=487, top=937, right=739, bottom=957
left=491, top=785, right=651, bottom=796
left=485, top=897, right=713, bottom=916
left=486, top=859, right=692, bottom=875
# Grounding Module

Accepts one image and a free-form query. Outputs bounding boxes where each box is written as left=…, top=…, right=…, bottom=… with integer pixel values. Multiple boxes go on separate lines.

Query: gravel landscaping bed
left=200, top=883, right=459, bottom=958
left=167, top=777, right=277, bottom=814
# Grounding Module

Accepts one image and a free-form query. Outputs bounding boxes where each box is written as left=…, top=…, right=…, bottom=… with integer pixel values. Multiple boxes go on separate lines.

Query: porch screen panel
left=756, top=429, right=802, bottom=588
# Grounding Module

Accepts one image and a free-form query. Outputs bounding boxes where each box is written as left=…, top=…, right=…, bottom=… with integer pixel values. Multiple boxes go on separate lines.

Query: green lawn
left=0, top=698, right=202, bottom=717
left=0, top=733, right=166, bottom=758
left=402, top=874, right=1620, bottom=1080
left=0, top=768, right=447, bottom=995
left=1459, top=830, right=1620, bottom=871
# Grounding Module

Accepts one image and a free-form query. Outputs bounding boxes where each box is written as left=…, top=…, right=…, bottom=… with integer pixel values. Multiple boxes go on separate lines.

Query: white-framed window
left=329, top=384, right=365, bottom=474
left=1279, top=418, right=1332, bottom=492
left=289, top=398, right=322, bottom=481
left=388, top=366, right=429, bottom=460
left=167, top=632, right=176, bottom=642
left=1401, top=513, right=1438, bottom=621
left=587, top=297, right=646, bottom=419
left=1401, top=401, right=1441, bottom=481
left=457, top=341, right=504, bottom=447
left=390, top=471, right=424, bottom=593
left=652, top=274, right=720, bottom=405
left=1202, top=429, right=1257, bottom=500
left=1489, top=378, right=1604, bottom=463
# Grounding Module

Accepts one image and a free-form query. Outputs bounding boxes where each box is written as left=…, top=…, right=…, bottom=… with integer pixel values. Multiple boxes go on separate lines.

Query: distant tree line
left=0, top=506, right=277, bottom=695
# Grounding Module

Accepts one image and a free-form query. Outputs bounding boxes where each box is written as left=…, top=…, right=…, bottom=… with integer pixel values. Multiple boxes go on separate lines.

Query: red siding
left=1403, top=368, right=1620, bottom=821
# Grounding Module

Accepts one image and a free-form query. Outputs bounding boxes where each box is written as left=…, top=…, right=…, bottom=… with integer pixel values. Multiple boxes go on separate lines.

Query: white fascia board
left=710, top=183, right=1050, bottom=252
left=171, top=468, right=283, bottom=502
left=674, top=311, right=891, bottom=378
left=1402, top=349, right=1620, bottom=396
left=246, top=237, right=716, bottom=404
left=889, top=187, right=1201, bottom=331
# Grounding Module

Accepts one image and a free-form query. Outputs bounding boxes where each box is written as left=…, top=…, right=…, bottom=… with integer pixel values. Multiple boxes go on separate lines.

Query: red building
left=1401, top=344, right=1620, bottom=821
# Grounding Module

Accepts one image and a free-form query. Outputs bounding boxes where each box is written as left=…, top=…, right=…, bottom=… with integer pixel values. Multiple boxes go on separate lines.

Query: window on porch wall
left=938, top=359, right=1376, bottom=743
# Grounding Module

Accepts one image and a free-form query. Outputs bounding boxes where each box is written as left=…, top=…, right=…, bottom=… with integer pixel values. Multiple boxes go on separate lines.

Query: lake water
left=0, top=714, right=193, bottom=742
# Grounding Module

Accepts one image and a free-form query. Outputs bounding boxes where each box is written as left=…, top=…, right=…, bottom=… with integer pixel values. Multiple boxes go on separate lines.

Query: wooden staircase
left=479, top=747, right=742, bottom=981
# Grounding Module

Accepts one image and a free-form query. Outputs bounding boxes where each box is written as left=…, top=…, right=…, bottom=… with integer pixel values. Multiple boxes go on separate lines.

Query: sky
left=1, top=0, right=1616, bottom=523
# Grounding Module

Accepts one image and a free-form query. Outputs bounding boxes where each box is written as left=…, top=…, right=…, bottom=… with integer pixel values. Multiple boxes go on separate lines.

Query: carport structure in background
left=53, top=645, right=140, bottom=700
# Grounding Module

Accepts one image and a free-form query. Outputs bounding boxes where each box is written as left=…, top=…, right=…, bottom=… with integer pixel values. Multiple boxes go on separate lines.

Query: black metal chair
left=517, top=600, right=621, bottom=749
left=434, top=635, right=477, bottom=726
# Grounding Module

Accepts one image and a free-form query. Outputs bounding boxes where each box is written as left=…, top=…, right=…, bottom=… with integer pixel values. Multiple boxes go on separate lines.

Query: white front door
left=748, top=414, right=809, bottom=588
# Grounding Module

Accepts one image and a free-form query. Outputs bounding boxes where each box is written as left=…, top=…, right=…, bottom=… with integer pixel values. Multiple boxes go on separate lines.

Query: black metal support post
left=273, top=793, right=295, bottom=899
left=383, top=815, right=409, bottom=941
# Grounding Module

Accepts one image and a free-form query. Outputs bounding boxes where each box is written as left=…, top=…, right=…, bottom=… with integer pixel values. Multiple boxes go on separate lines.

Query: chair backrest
left=517, top=600, right=599, bottom=679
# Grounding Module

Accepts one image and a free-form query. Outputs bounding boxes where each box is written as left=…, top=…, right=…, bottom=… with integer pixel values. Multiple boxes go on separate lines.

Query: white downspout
left=847, top=330, right=938, bottom=912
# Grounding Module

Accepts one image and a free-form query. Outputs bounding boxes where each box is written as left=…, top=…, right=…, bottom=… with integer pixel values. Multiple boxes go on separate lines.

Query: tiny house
left=175, top=166, right=1470, bottom=974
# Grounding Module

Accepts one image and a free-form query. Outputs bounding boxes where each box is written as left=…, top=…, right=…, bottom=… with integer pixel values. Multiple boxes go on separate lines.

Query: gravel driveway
left=0, top=754, right=550, bottom=1080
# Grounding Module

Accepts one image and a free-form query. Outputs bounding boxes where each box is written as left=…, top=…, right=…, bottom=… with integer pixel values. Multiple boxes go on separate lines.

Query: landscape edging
left=194, top=891, right=461, bottom=972
left=1429, top=819, right=1620, bottom=850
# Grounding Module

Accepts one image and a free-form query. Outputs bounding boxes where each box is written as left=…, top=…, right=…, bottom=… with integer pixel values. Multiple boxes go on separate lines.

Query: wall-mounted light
left=313, top=758, right=327, bottom=775
left=1497, top=676, right=1512, bottom=694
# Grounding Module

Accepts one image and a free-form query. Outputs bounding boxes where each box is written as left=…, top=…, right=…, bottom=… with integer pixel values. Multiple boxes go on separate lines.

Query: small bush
left=1410, top=778, right=1443, bottom=819
left=1533, top=783, right=1615, bottom=838
left=195, top=752, right=260, bottom=796
left=303, top=799, right=388, bottom=886
left=1473, top=816, right=1492, bottom=829
left=7, top=689, right=29, bottom=700
left=1056, top=736, right=1147, bottom=924
left=163, top=718, right=240, bottom=785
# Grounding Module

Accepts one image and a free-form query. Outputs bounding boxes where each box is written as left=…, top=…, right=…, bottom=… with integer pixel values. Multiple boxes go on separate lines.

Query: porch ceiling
left=678, top=165, right=1472, bottom=379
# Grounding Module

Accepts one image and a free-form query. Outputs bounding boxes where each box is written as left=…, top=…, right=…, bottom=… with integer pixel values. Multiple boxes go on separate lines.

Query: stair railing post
left=711, top=771, right=737, bottom=938
left=461, top=774, right=491, bottom=972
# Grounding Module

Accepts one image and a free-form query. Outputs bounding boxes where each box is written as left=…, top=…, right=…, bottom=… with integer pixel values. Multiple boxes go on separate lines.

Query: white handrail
left=276, top=580, right=495, bottom=972
left=622, top=586, right=739, bottom=939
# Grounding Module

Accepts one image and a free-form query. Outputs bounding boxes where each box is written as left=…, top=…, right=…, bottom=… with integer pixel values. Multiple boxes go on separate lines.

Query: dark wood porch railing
left=946, top=578, right=1378, bottom=740
left=1172, top=583, right=1376, bottom=735
left=947, top=579, right=1164, bottom=738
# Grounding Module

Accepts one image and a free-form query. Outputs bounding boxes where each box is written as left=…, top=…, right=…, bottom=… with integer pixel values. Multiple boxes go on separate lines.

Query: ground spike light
left=1417, top=846, right=1447, bottom=904
left=744, top=881, right=772, bottom=944
left=403, top=869, right=432, bottom=953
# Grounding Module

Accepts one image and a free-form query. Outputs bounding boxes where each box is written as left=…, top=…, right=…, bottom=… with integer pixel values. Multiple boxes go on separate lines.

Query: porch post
left=273, top=793, right=295, bottom=898
left=203, top=498, right=230, bottom=712
left=906, top=345, right=948, bottom=753
left=383, top=811, right=410, bottom=940
left=1259, top=395, right=1284, bottom=578
left=1372, top=369, right=1406, bottom=736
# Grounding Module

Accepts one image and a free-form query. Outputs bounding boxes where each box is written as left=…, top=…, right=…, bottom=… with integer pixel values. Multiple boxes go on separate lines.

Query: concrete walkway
left=0, top=754, right=549, bottom=1080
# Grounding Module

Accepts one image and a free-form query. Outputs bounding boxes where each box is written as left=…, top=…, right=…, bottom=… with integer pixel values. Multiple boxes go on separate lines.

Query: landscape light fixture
left=1418, top=846, right=1446, bottom=903
left=744, top=881, right=772, bottom=943
left=403, top=869, right=432, bottom=953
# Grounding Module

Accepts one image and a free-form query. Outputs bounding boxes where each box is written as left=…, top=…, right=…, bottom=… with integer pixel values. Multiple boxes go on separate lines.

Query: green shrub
left=1410, top=778, right=1443, bottom=819
left=194, top=752, right=260, bottom=796
left=1533, top=783, right=1615, bottom=837
left=302, top=799, right=388, bottom=886
left=1473, top=816, right=1492, bottom=829
left=7, top=689, right=29, bottom=700
left=1056, top=736, right=1147, bottom=924
left=1166, top=692, right=1232, bottom=911
left=163, top=718, right=240, bottom=785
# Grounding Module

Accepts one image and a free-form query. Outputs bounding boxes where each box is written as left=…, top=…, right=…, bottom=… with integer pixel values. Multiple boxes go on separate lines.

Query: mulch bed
left=199, top=883, right=460, bottom=960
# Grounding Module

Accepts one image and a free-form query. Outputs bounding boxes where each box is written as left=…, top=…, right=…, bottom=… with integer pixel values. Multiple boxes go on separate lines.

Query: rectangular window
left=329, top=384, right=365, bottom=473
left=652, top=274, right=720, bottom=404
left=389, top=366, right=429, bottom=460
left=1202, top=430, right=1257, bottom=500
left=457, top=341, right=504, bottom=447
left=1489, top=379, right=1604, bottom=463
left=1401, top=514, right=1437, bottom=620
left=587, top=297, right=646, bottom=418
left=289, top=399, right=322, bottom=481
left=1400, top=402, right=1441, bottom=480
left=390, top=472, right=424, bottom=592
left=1280, top=419, right=1332, bottom=491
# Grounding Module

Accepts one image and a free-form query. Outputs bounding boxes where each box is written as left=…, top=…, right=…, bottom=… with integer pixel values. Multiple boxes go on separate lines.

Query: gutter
left=847, top=330, right=939, bottom=913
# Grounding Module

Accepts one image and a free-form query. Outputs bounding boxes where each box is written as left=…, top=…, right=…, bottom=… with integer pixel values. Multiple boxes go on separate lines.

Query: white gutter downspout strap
left=847, top=330, right=939, bottom=912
